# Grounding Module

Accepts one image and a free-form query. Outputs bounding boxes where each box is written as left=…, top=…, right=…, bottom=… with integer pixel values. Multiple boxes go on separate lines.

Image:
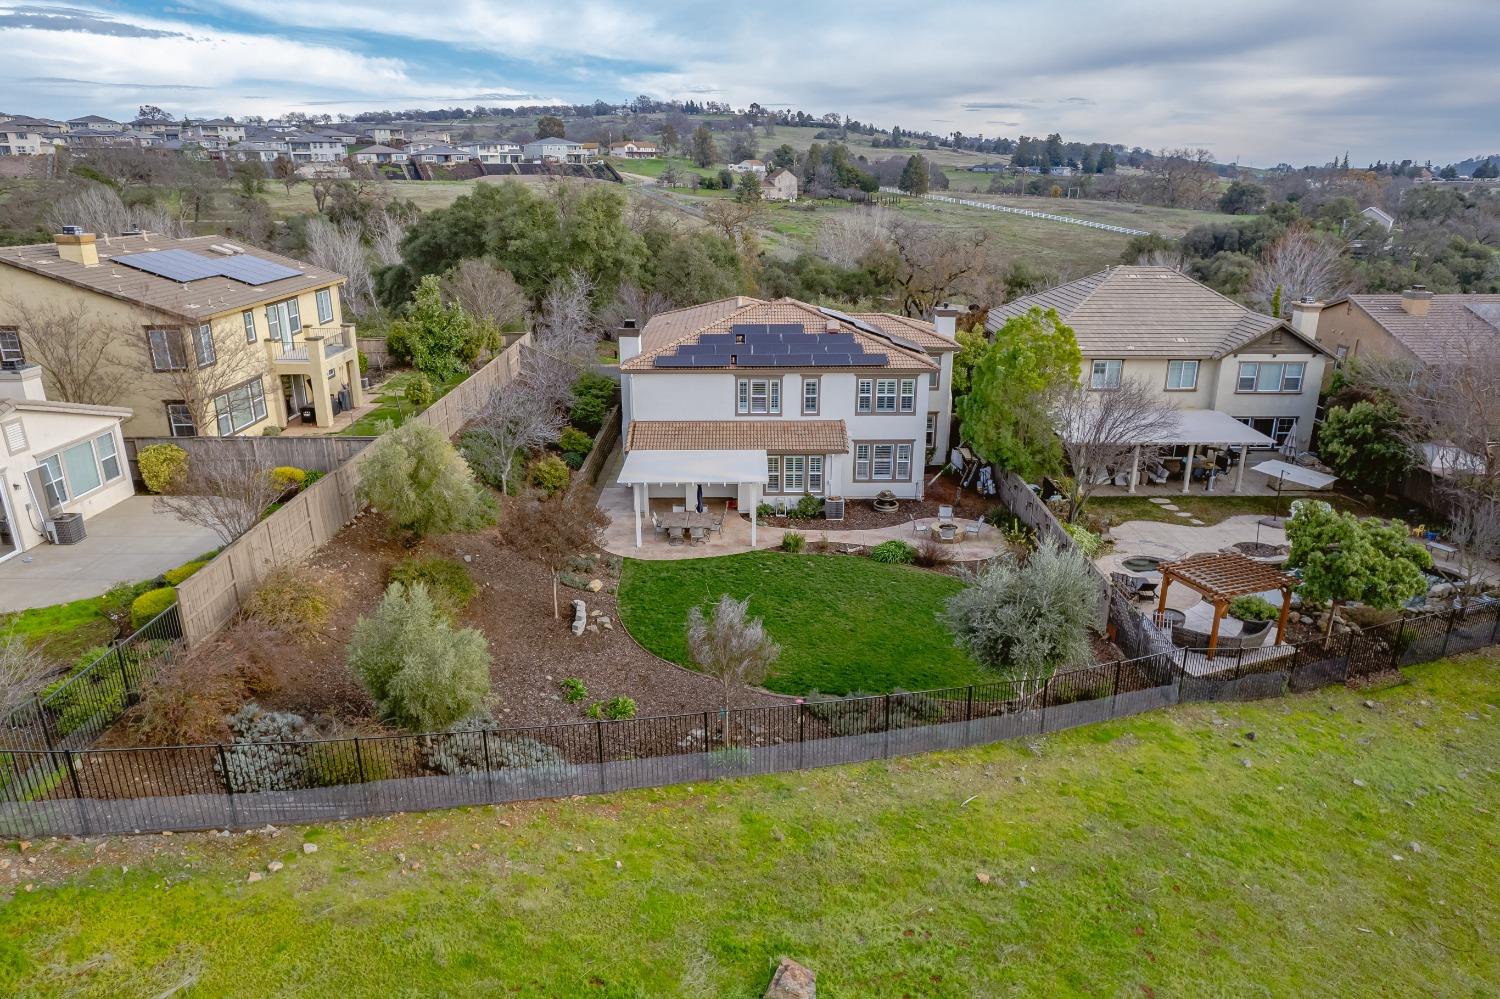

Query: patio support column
left=1207, top=597, right=1227, bottom=660
left=1155, top=571, right=1172, bottom=616
left=1275, top=585, right=1292, bottom=644
left=750, top=482, right=759, bottom=546
left=1234, top=444, right=1248, bottom=493
left=1181, top=444, right=1195, bottom=495
left=632, top=482, right=643, bottom=549
left=1128, top=445, right=1141, bottom=494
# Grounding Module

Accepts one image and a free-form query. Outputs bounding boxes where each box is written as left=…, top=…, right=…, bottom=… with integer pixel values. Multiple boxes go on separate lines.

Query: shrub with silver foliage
left=424, top=711, right=570, bottom=780
left=217, top=703, right=311, bottom=792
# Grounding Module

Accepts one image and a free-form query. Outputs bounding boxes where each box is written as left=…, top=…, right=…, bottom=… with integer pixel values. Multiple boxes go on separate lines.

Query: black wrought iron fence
left=1, top=605, right=1494, bottom=838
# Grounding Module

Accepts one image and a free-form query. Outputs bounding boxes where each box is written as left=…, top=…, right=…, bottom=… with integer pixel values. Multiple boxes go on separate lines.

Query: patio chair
left=1110, top=571, right=1158, bottom=600
left=963, top=521, right=981, bottom=539
left=651, top=512, right=665, bottom=535
left=710, top=512, right=724, bottom=536
left=910, top=518, right=924, bottom=536
left=667, top=527, right=685, bottom=545
left=938, top=505, right=954, bottom=520
left=689, top=526, right=707, bottom=544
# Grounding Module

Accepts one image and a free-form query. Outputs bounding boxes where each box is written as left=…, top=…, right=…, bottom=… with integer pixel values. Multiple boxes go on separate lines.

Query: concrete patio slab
left=0, top=496, right=222, bottom=612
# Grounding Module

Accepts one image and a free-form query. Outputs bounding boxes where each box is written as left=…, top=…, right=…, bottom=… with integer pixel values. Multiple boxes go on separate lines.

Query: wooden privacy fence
left=172, top=333, right=532, bottom=645
left=995, top=469, right=1110, bottom=630
left=577, top=404, right=622, bottom=486
left=125, top=436, right=375, bottom=483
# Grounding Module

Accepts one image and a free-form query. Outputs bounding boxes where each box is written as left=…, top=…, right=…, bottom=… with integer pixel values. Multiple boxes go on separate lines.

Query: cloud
left=25, top=75, right=211, bottom=91
left=0, top=3, right=182, bottom=37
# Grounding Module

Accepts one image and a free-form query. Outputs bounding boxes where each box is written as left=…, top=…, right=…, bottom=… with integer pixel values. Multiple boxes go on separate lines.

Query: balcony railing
left=265, top=325, right=353, bottom=365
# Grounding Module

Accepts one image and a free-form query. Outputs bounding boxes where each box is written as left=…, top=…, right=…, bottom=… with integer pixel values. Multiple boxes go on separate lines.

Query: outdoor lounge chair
left=964, top=521, right=981, bottom=539
left=710, top=513, right=724, bottom=535
left=938, top=505, right=954, bottom=520
left=689, top=526, right=707, bottom=544
left=651, top=512, right=665, bottom=535
left=1110, top=571, right=1158, bottom=600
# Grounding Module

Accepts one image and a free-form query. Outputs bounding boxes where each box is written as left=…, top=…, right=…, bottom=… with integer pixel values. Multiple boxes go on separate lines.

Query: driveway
left=0, top=496, right=222, bottom=612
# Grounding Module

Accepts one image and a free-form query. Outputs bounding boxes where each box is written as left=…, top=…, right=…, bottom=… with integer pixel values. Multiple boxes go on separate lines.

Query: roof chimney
left=932, top=302, right=959, bottom=338
left=1290, top=297, right=1324, bottom=340
left=1400, top=285, right=1433, bottom=316
left=55, top=227, right=98, bottom=267
left=616, top=318, right=642, bottom=363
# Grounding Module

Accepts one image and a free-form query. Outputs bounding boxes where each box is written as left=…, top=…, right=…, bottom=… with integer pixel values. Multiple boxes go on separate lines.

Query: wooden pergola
left=1155, top=551, right=1297, bottom=657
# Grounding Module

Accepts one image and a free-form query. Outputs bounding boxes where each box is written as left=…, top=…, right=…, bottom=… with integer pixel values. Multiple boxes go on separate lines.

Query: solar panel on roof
left=113, top=248, right=301, bottom=286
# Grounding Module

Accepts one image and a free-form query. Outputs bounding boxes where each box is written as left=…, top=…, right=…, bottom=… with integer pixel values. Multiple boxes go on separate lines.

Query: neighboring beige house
left=1297, top=287, right=1500, bottom=377
left=761, top=168, right=799, bottom=202
left=0, top=231, right=363, bottom=438
left=0, top=363, right=134, bottom=560
left=352, top=144, right=409, bottom=165
left=988, top=266, right=1332, bottom=457
left=609, top=141, right=658, bottom=158
left=67, top=115, right=125, bottom=133
left=729, top=159, right=766, bottom=174
left=522, top=138, right=595, bottom=163
left=362, top=125, right=406, bottom=145
left=186, top=118, right=245, bottom=144
left=0, top=124, right=51, bottom=156
left=458, top=141, right=522, bottom=164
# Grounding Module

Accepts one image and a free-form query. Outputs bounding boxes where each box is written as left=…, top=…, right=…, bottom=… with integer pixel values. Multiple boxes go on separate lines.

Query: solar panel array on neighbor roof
left=111, top=248, right=302, bottom=286
left=652, top=322, right=889, bottom=368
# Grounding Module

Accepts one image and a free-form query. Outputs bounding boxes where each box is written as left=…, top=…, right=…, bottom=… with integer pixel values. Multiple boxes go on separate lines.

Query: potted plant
left=1227, top=595, right=1279, bottom=638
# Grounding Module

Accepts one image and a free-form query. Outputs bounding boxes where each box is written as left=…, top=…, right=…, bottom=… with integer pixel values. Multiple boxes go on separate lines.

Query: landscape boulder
left=765, top=957, right=815, bottom=999
left=571, top=600, right=587, bottom=637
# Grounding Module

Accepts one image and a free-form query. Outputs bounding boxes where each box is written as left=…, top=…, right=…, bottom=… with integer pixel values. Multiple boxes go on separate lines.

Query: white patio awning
left=1251, top=460, right=1337, bottom=490
left=1060, top=407, right=1275, bottom=447
left=617, top=449, right=768, bottom=485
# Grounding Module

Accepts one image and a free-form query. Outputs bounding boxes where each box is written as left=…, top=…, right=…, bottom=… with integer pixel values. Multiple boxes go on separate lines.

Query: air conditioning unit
left=45, top=513, right=86, bottom=545
left=823, top=497, right=846, bottom=521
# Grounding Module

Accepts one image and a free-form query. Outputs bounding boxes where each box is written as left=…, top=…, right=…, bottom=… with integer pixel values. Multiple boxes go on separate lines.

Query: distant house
left=761, top=168, right=799, bottom=202
left=0, top=363, right=135, bottom=560
left=523, top=138, right=595, bottom=163
left=406, top=128, right=452, bottom=146
left=187, top=118, right=246, bottom=143
left=66, top=115, right=125, bottom=133
left=361, top=125, right=406, bottom=145
left=1301, top=286, right=1500, bottom=372
left=286, top=133, right=345, bottom=162
left=988, top=266, right=1332, bottom=459
left=0, top=124, right=53, bottom=156
left=131, top=119, right=180, bottom=140
left=313, top=128, right=359, bottom=146
left=223, top=140, right=290, bottom=163
left=407, top=144, right=470, bottom=165
left=352, top=144, right=410, bottom=165
left=729, top=159, right=766, bottom=175
left=609, top=140, right=658, bottom=158
left=1359, top=205, right=1396, bottom=232
left=457, top=141, right=522, bottom=164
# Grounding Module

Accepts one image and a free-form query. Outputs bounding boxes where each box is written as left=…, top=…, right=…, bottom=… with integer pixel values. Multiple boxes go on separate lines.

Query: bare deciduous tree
left=0, top=297, right=131, bottom=405
left=440, top=259, right=526, bottom=332
left=306, top=216, right=374, bottom=315
left=502, top=487, right=609, bottom=618
left=369, top=209, right=408, bottom=268
left=531, top=270, right=599, bottom=384
left=46, top=183, right=187, bottom=238
left=0, top=633, right=52, bottom=721
left=686, top=594, right=781, bottom=715
left=470, top=375, right=569, bottom=490
left=131, top=318, right=267, bottom=439
left=816, top=205, right=893, bottom=269
left=1446, top=491, right=1500, bottom=598
left=876, top=219, right=993, bottom=318
left=1053, top=378, right=1179, bottom=523
left=1144, top=148, right=1219, bottom=209
left=596, top=281, right=674, bottom=333
left=155, top=457, right=285, bottom=547
left=1249, top=227, right=1351, bottom=316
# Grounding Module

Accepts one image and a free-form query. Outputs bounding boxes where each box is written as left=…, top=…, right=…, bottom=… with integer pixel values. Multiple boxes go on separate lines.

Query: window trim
left=242, top=310, right=257, bottom=343
left=1090, top=358, right=1123, bottom=391
left=315, top=287, right=334, bottom=325
left=39, top=428, right=124, bottom=507
left=37, top=453, right=66, bottom=509
left=925, top=411, right=938, bottom=452
left=766, top=453, right=824, bottom=495
left=145, top=326, right=188, bottom=372
left=801, top=376, right=820, bottom=415
left=898, top=377, right=916, bottom=414
left=736, top=377, right=781, bottom=416
left=212, top=376, right=269, bottom=436
left=874, top=378, right=898, bottom=414
left=165, top=401, right=197, bottom=438
left=0, top=326, right=24, bottom=367
left=1235, top=360, right=1307, bottom=394
left=1164, top=359, right=1199, bottom=392
left=856, top=378, right=873, bottom=414
left=193, top=323, right=217, bottom=368
left=852, top=439, right=916, bottom=482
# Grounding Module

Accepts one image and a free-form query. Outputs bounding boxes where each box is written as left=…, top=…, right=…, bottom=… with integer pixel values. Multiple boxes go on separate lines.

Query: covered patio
left=1082, top=410, right=1277, bottom=495
left=616, top=448, right=768, bottom=549
left=1154, top=550, right=1297, bottom=657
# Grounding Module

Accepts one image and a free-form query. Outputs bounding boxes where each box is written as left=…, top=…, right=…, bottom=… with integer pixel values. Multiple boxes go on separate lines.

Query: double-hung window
left=928, top=365, right=939, bottom=390
left=242, top=310, right=257, bottom=343
left=856, top=378, right=873, bottom=414
left=266, top=297, right=301, bottom=346
left=40, top=431, right=124, bottom=507
left=767, top=456, right=781, bottom=493
left=854, top=442, right=914, bottom=481
left=95, top=432, right=122, bottom=481
left=1165, top=359, right=1198, bottom=390
left=166, top=402, right=196, bottom=437
left=37, top=454, right=66, bottom=508
left=316, top=287, right=334, bottom=325
left=898, top=378, right=916, bottom=413
left=855, top=444, right=871, bottom=480
left=736, top=378, right=780, bottom=415
left=807, top=456, right=824, bottom=493
left=1090, top=359, right=1123, bottom=390
left=874, top=379, right=898, bottom=413
left=872, top=444, right=894, bottom=479
left=213, top=378, right=268, bottom=436
left=926, top=412, right=938, bottom=452
left=802, top=377, right=819, bottom=414
left=1237, top=361, right=1305, bottom=393
left=147, top=328, right=187, bottom=371
left=0, top=327, right=24, bottom=368
left=767, top=454, right=824, bottom=494
left=193, top=323, right=216, bottom=367
left=782, top=456, right=805, bottom=492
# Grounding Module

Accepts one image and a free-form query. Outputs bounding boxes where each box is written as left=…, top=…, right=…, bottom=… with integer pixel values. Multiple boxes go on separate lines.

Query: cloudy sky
left=3, top=0, right=1496, bottom=166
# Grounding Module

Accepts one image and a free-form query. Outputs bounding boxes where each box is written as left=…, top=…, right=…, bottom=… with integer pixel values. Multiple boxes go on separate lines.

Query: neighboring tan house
left=287, top=133, right=345, bottom=162
left=408, top=144, right=469, bottom=165
left=729, top=159, right=766, bottom=174
left=0, top=231, right=364, bottom=438
left=0, top=363, right=134, bottom=561
left=458, top=141, right=522, bottom=164
left=186, top=118, right=246, bottom=144
left=523, top=138, right=595, bottom=163
left=406, top=129, right=452, bottom=146
left=362, top=126, right=405, bottom=145
left=1299, top=287, right=1500, bottom=375
left=352, top=144, right=410, bottom=165
left=67, top=115, right=125, bottom=133
left=0, top=124, right=51, bottom=156
left=613, top=297, right=959, bottom=545
left=609, top=141, right=658, bottom=158
left=988, top=266, right=1332, bottom=455
left=761, top=168, right=799, bottom=202
left=223, top=140, right=290, bottom=163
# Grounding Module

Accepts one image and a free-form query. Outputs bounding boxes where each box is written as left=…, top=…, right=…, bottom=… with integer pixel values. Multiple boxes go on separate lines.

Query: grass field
left=618, top=551, right=984, bottom=695
left=1, top=654, right=1494, bottom=996
left=1084, top=490, right=1390, bottom=528
left=0, top=595, right=115, bottom=663
left=340, top=369, right=467, bottom=436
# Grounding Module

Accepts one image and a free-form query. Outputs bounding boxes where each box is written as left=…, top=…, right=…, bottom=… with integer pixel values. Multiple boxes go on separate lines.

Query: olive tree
left=357, top=422, right=490, bottom=540
left=687, top=595, right=781, bottom=714
left=1285, top=501, right=1432, bottom=639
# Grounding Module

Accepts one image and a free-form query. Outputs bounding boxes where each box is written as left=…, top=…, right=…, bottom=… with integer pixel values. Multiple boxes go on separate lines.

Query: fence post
left=1110, top=660, right=1122, bottom=717
left=1390, top=620, right=1403, bottom=670
left=796, top=706, right=805, bottom=771
left=882, top=694, right=892, bottom=759
left=1441, top=608, right=1457, bottom=658
left=1039, top=679, right=1050, bottom=735
left=481, top=729, right=494, bottom=802
left=61, top=750, right=90, bottom=836
left=595, top=721, right=606, bottom=793
left=34, top=695, right=57, bottom=753
left=218, top=743, right=238, bottom=829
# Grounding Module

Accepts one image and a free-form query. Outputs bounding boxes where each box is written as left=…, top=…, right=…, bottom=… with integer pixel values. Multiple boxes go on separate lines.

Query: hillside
left=3, top=653, right=1495, bottom=996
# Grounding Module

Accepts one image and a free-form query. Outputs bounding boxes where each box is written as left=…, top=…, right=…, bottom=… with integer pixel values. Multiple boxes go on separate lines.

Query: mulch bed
left=764, top=472, right=996, bottom=533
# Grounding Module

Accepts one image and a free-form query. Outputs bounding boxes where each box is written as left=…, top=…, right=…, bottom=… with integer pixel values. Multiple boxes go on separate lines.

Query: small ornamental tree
left=357, top=422, right=487, bottom=540
left=1317, top=400, right=1416, bottom=494
left=941, top=537, right=1097, bottom=701
left=503, top=487, right=609, bottom=619
left=390, top=275, right=478, bottom=383
left=687, top=595, right=781, bottom=714
left=1285, top=501, right=1432, bottom=638
left=347, top=581, right=491, bottom=731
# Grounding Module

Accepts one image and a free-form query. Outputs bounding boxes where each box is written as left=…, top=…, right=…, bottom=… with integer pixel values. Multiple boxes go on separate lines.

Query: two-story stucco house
left=0, top=230, right=363, bottom=438
left=523, top=138, right=595, bottom=163
left=988, top=266, right=1331, bottom=459
left=614, top=297, right=959, bottom=546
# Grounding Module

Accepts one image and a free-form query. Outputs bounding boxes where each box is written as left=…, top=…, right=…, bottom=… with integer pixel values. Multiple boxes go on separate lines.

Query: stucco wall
left=0, top=411, right=133, bottom=552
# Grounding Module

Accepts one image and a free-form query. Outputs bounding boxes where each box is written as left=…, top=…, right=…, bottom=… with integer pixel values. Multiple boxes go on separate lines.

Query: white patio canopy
left=1251, top=459, right=1337, bottom=491
left=617, top=449, right=769, bottom=547
left=1062, top=408, right=1276, bottom=495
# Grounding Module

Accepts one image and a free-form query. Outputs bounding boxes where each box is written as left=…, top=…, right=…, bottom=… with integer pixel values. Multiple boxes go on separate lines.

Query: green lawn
left=619, top=551, right=985, bottom=695
left=2, top=655, right=1495, bottom=996
left=340, top=369, right=467, bottom=436
left=1086, top=490, right=1386, bottom=528
left=0, top=596, right=115, bottom=663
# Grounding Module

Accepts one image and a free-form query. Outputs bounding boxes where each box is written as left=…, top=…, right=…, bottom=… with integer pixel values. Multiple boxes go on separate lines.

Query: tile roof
left=627, top=419, right=849, bottom=452
left=850, top=311, right=959, bottom=351
left=625, top=297, right=940, bottom=372
left=1340, top=293, right=1500, bottom=366
left=986, top=266, right=1327, bottom=358
left=0, top=233, right=345, bottom=322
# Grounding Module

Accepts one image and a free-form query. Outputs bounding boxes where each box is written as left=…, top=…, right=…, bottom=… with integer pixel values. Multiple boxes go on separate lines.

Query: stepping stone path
left=1148, top=498, right=1173, bottom=506
left=1190, top=519, right=1206, bottom=525
left=1173, top=510, right=1193, bottom=518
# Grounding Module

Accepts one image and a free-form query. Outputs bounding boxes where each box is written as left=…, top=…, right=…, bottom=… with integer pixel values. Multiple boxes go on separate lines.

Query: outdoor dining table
left=658, top=510, right=718, bottom=530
